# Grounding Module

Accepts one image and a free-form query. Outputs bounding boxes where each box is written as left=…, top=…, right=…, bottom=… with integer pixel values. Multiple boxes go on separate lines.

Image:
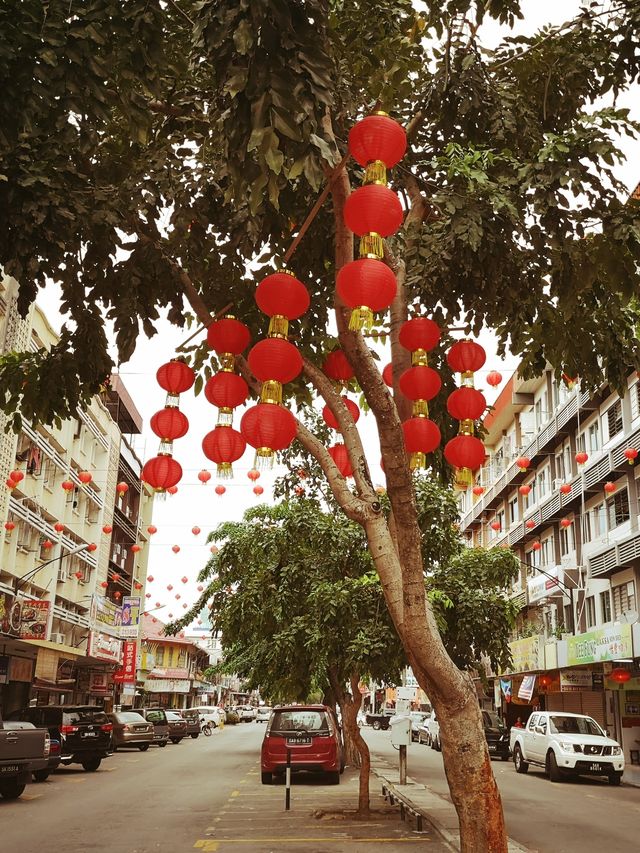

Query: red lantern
left=147, top=575, right=154, bottom=583
left=525, top=519, right=536, bottom=530
left=490, top=521, right=501, bottom=531
left=198, top=469, right=212, bottom=485
left=399, top=366, right=442, bottom=404
left=472, top=486, right=484, bottom=496
left=61, top=480, right=74, bottom=492
left=515, top=456, right=531, bottom=472
left=134, top=582, right=143, bottom=591
left=202, top=426, right=246, bottom=476
left=142, top=455, right=183, bottom=490
left=112, top=573, right=121, bottom=583
left=145, top=593, right=151, bottom=599
left=204, top=373, right=248, bottom=412
left=624, top=447, right=638, bottom=464
left=210, top=545, right=219, bottom=555
left=399, top=318, right=441, bottom=354
left=4, top=521, right=15, bottom=531
left=167, top=486, right=178, bottom=495
left=575, top=451, right=588, bottom=465
left=5, top=479, right=16, bottom=490
left=610, top=668, right=631, bottom=683
left=446, top=387, right=486, bottom=421
left=444, top=435, right=486, bottom=470
left=559, top=483, right=571, bottom=495
left=9, top=470, right=24, bottom=483
left=519, top=484, right=531, bottom=496
left=147, top=526, right=157, bottom=536
left=215, top=485, right=226, bottom=496
left=171, top=546, right=180, bottom=555
left=150, top=407, right=189, bottom=441
left=486, top=371, right=502, bottom=387
left=403, top=418, right=441, bottom=467
left=175, top=594, right=181, bottom=600
left=207, top=317, right=251, bottom=357
left=255, top=271, right=310, bottom=337
left=87, top=543, right=97, bottom=552
left=131, top=544, right=141, bottom=553
left=54, top=522, right=65, bottom=533
left=604, top=482, right=616, bottom=494
left=322, top=350, right=354, bottom=382
left=114, top=591, right=122, bottom=600
left=253, top=485, right=264, bottom=496
left=539, top=674, right=552, bottom=689
left=447, top=340, right=486, bottom=374
left=336, top=258, right=397, bottom=330
left=348, top=114, right=407, bottom=169
left=240, top=403, right=297, bottom=459
left=328, top=443, right=353, bottom=478
left=295, top=485, right=304, bottom=496
left=560, top=518, right=572, bottom=528
left=344, top=184, right=403, bottom=236
left=382, top=363, right=394, bottom=387
left=78, top=471, right=92, bottom=484
left=247, top=338, right=303, bottom=388
left=102, top=524, right=112, bottom=534
left=156, top=360, right=195, bottom=394
left=248, top=469, right=260, bottom=482
left=532, top=541, right=542, bottom=551
left=116, top=482, right=129, bottom=497
left=100, top=581, right=108, bottom=589
left=192, top=526, right=201, bottom=536
left=322, top=397, right=361, bottom=430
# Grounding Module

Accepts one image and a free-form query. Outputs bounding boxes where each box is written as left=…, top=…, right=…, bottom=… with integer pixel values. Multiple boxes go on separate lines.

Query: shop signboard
left=89, top=671, right=110, bottom=694
left=527, top=568, right=563, bottom=604
left=144, top=678, right=191, bottom=693
left=90, top=595, right=122, bottom=637
left=19, top=599, right=50, bottom=640
left=120, top=596, right=141, bottom=639
left=567, top=624, right=633, bottom=666
left=501, top=636, right=543, bottom=674
left=560, top=670, right=593, bottom=692
left=87, top=630, right=123, bottom=664
left=114, top=641, right=137, bottom=684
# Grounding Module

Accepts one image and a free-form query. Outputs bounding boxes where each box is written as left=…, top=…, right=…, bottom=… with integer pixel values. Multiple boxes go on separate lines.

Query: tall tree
left=1, top=2, right=639, bottom=848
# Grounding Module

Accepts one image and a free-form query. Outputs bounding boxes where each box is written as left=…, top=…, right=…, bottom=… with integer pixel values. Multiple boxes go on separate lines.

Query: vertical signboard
left=120, top=596, right=141, bottom=639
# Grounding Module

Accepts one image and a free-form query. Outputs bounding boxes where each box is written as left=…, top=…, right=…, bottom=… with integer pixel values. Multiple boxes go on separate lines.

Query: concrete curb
left=371, top=763, right=529, bottom=853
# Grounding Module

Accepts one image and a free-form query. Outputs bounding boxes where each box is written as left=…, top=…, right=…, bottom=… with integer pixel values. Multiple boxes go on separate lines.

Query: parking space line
left=194, top=838, right=427, bottom=844
left=193, top=842, right=220, bottom=851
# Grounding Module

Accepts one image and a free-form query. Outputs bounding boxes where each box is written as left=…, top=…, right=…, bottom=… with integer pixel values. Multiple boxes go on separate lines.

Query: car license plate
left=488, top=745, right=496, bottom=752
left=590, top=763, right=603, bottom=772
left=83, top=731, right=97, bottom=737
left=287, top=737, right=311, bottom=745
left=1, top=765, right=20, bottom=773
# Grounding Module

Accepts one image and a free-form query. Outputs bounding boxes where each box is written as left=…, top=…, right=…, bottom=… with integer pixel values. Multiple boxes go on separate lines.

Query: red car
left=261, top=704, right=342, bottom=785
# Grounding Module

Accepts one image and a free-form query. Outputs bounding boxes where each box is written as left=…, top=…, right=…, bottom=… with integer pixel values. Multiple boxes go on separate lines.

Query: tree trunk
left=328, top=670, right=371, bottom=817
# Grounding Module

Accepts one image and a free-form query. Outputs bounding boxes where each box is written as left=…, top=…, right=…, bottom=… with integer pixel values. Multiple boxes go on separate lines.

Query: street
left=365, top=729, right=640, bottom=853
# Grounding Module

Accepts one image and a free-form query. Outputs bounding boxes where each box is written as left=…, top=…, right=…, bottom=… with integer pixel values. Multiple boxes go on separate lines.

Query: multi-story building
left=0, top=276, right=153, bottom=713
left=459, top=366, right=640, bottom=785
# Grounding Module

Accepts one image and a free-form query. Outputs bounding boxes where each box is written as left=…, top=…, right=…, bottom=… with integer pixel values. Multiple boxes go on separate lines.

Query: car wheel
left=33, top=770, right=50, bottom=782
left=158, top=741, right=167, bottom=748
left=82, top=758, right=102, bottom=772
left=191, top=733, right=199, bottom=739
left=372, top=720, right=381, bottom=731
left=138, top=744, right=150, bottom=752
left=513, top=745, right=528, bottom=774
left=327, top=771, right=340, bottom=785
left=0, top=780, right=26, bottom=800
left=170, top=738, right=182, bottom=744
left=501, top=752, right=510, bottom=762
left=608, top=772, right=622, bottom=786
left=261, top=771, right=272, bottom=785
left=547, top=751, right=562, bottom=783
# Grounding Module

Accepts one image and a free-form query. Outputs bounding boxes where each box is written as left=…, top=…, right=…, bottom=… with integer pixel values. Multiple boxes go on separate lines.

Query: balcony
left=589, top=531, right=640, bottom=579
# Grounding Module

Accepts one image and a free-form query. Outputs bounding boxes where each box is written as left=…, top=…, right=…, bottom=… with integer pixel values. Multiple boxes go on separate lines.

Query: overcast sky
left=35, top=1, right=639, bottom=621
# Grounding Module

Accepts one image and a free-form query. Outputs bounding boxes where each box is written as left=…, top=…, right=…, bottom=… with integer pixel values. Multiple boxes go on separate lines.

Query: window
left=509, top=496, right=519, bottom=525
left=585, top=595, right=596, bottom=628
left=583, top=503, right=605, bottom=542
left=606, top=489, right=630, bottom=528
left=555, top=451, right=566, bottom=482
left=606, top=400, right=623, bottom=439
left=177, top=649, right=186, bottom=667
left=588, top=420, right=600, bottom=452
left=155, top=646, right=165, bottom=666
left=560, top=525, right=574, bottom=556
left=525, top=478, right=537, bottom=509
left=563, top=603, right=573, bottom=632
left=526, top=547, right=541, bottom=570
left=43, top=457, right=56, bottom=490
left=537, top=468, right=549, bottom=498
left=600, top=590, right=612, bottom=623
left=612, top=582, right=636, bottom=620
left=540, top=538, right=553, bottom=567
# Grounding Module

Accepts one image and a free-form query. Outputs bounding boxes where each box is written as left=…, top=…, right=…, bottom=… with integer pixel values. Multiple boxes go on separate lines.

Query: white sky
left=34, top=1, right=639, bottom=620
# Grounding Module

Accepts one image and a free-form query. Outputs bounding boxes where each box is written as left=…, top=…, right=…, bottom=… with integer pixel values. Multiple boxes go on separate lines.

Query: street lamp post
left=13, top=542, right=90, bottom=596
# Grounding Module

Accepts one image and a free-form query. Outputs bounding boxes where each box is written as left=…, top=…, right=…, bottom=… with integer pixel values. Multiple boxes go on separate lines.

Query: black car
left=181, top=708, right=201, bottom=739
left=7, top=705, right=112, bottom=772
left=482, top=710, right=510, bottom=760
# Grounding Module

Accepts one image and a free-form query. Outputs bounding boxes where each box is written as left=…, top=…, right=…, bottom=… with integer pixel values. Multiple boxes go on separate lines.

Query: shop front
left=496, top=635, right=545, bottom=728
left=143, top=671, right=192, bottom=708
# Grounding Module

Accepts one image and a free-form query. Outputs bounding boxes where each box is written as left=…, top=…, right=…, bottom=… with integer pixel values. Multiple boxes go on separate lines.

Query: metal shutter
left=579, top=691, right=606, bottom=729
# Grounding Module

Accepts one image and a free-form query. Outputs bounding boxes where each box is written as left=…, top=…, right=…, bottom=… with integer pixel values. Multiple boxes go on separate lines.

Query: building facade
left=458, top=367, right=640, bottom=785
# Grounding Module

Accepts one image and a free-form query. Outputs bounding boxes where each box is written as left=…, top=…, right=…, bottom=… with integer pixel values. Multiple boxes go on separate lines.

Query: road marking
left=229, top=790, right=240, bottom=798
left=238, top=779, right=247, bottom=784
left=19, top=794, right=41, bottom=801
left=69, top=778, right=87, bottom=784
left=199, top=838, right=428, bottom=844
left=103, top=766, right=118, bottom=771
left=193, top=842, right=220, bottom=851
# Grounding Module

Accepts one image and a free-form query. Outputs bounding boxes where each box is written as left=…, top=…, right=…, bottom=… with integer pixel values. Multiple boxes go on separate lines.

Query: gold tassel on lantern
left=410, top=451, right=426, bottom=471
left=412, top=400, right=429, bottom=417
left=260, top=380, right=283, bottom=405
left=216, top=462, right=233, bottom=479
left=267, top=314, right=289, bottom=339
left=255, top=448, right=275, bottom=469
left=454, top=467, right=474, bottom=491
left=359, top=232, right=384, bottom=259
left=364, top=160, right=387, bottom=185
left=216, top=406, right=233, bottom=427
left=349, top=306, right=374, bottom=331
left=411, top=348, right=429, bottom=367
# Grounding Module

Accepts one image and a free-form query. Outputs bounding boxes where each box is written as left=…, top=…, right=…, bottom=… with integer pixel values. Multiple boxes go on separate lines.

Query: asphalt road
left=365, top=728, right=640, bottom=853
left=0, top=723, right=444, bottom=853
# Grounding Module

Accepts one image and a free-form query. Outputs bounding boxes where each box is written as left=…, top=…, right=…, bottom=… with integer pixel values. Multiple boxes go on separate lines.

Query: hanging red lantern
left=87, top=543, right=97, bottom=552
left=116, top=482, right=129, bottom=497
left=610, top=667, right=632, bottom=683
left=54, top=522, right=65, bottom=533
left=134, top=582, right=143, bottom=590
left=9, top=470, right=24, bottom=483
left=472, top=485, right=484, bottom=496
left=192, top=526, right=201, bottom=536
left=575, top=451, right=589, bottom=465
left=519, top=484, right=531, bottom=496
left=382, top=363, right=394, bottom=387
left=155, top=602, right=161, bottom=608
left=348, top=113, right=407, bottom=170
left=130, top=544, right=141, bottom=553
left=202, top=426, right=246, bottom=477
left=559, top=483, right=571, bottom=495
left=78, top=471, right=92, bottom=484
left=215, top=485, right=226, bottom=496
left=102, top=524, right=112, bottom=534
left=4, top=521, right=15, bottom=531
left=490, top=521, right=501, bottom=532
left=248, top=338, right=303, bottom=403
left=328, top=443, right=353, bottom=478
left=206, top=317, right=251, bottom=366
left=525, top=519, right=536, bottom=530
left=175, top=594, right=181, bottom=600
left=486, top=371, right=502, bottom=387
left=398, top=317, right=441, bottom=355
left=198, top=469, right=212, bottom=485
left=197, top=584, right=204, bottom=592
left=253, top=485, right=264, bottom=496
left=446, top=387, right=486, bottom=421
left=5, top=479, right=16, bottom=490
left=336, top=258, right=397, bottom=331
left=604, top=482, right=616, bottom=494
left=156, top=360, right=195, bottom=394
left=114, top=591, right=122, bottom=600
left=532, top=541, right=542, bottom=551
left=150, top=407, right=189, bottom=441
left=210, top=545, right=219, bottom=555
left=171, top=546, right=180, bottom=555
left=167, top=485, right=178, bottom=495
left=447, top=341, right=486, bottom=374
left=240, top=403, right=297, bottom=462
left=322, top=350, right=354, bottom=382
left=560, top=518, right=572, bottom=528
left=247, top=469, right=260, bottom=482
left=399, top=366, right=442, bottom=404
left=344, top=184, right=403, bottom=238
left=295, top=485, right=304, bottom=496
left=147, top=525, right=157, bottom=535
left=100, top=581, right=108, bottom=589
left=204, top=373, right=248, bottom=414
left=624, top=447, right=638, bottom=464
left=145, top=593, right=151, bottom=599
left=539, top=674, right=552, bottom=689
left=444, top=435, right=486, bottom=471
left=61, top=480, right=74, bottom=492
left=403, top=418, right=441, bottom=468
left=142, top=455, right=182, bottom=491
left=515, top=456, right=531, bottom=472
left=255, top=270, right=310, bottom=338
left=111, top=573, right=121, bottom=582
left=147, top=575, right=154, bottom=583
left=322, top=397, right=361, bottom=430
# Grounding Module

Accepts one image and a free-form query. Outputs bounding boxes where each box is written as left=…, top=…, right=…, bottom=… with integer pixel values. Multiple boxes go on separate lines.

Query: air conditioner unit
left=51, top=633, right=67, bottom=645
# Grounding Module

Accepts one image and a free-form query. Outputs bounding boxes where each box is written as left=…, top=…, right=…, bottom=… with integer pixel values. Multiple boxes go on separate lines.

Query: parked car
left=165, top=711, right=188, bottom=744
left=108, top=712, right=154, bottom=751
left=416, top=712, right=433, bottom=745
left=428, top=711, right=441, bottom=751
left=34, top=735, right=61, bottom=782
left=482, top=710, right=510, bottom=761
left=261, top=704, right=342, bottom=785
left=511, top=711, right=624, bottom=784
left=7, top=705, right=111, bottom=771
left=365, top=708, right=395, bottom=730
left=236, top=705, right=256, bottom=722
left=192, top=706, right=224, bottom=728
left=409, top=712, right=429, bottom=742
left=181, top=709, right=201, bottom=739
left=137, top=708, right=170, bottom=747
left=0, top=714, right=49, bottom=799
left=255, top=707, right=272, bottom=723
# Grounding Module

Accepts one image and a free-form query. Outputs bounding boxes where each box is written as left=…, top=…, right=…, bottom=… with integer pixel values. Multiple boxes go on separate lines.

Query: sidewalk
left=370, top=751, right=529, bottom=853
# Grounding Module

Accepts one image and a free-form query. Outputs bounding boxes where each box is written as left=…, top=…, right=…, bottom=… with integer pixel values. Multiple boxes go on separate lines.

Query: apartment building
left=0, top=276, right=154, bottom=713
left=458, top=366, right=640, bottom=785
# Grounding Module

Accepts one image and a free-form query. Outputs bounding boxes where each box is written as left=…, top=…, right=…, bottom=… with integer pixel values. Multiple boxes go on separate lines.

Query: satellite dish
left=620, top=610, right=639, bottom=625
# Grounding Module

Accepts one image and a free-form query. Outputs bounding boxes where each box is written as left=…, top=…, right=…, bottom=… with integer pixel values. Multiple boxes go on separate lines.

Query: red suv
left=261, top=704, right=342, bottom=785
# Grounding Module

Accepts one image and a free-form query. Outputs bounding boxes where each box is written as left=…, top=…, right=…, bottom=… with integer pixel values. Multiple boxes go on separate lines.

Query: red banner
left=114, top=641, right=137, bottom=683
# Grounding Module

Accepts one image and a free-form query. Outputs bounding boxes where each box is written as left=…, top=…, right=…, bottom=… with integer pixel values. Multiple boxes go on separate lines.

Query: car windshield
left=145, top=710, right=167, bottom=723
left=271, top=709, right=329, bottom=734
left=115, top=712, right=146, bottom=723
left=166, top=712, right=183, bottom=720
left=549, top=715, right=604, bottom=736
left=482, top=711, right=505, bottom=731
left=65, top=709, right=109, bottom=725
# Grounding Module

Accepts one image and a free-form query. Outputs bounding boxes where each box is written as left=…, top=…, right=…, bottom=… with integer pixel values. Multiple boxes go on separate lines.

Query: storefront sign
left=114, top=641, right=137, bottom=683
left=143, top=678, right=191, bottom=694
left=91, top=595, right=122, bottom=637
left=567, top=624, right=633, bottom=666
left=0, top=655, right=9, bottom=684
left=19, top=599, right=50, bottom=640
left=89, top=671, right=110, bottom=694
left=9, top=656, right=34, bottom=682
left=120, top=596, right=141, bottom=639
left=502, top=636, right=543, bottom=674
left=87, top=630, right=123, bottom=664
left=560, top=670, right=593, bottom=692
left=527, top=568, right=564, bottom=604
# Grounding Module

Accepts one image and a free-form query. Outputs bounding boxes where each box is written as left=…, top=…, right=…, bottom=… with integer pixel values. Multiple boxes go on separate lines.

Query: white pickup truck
left=510, top=711, right=624, bottom=785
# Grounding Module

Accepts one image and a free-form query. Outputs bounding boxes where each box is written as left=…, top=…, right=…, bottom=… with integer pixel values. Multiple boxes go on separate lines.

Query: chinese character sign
left=114, top=641, right=137, bottom=684
left=120, top=596, right=141, bottom=639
